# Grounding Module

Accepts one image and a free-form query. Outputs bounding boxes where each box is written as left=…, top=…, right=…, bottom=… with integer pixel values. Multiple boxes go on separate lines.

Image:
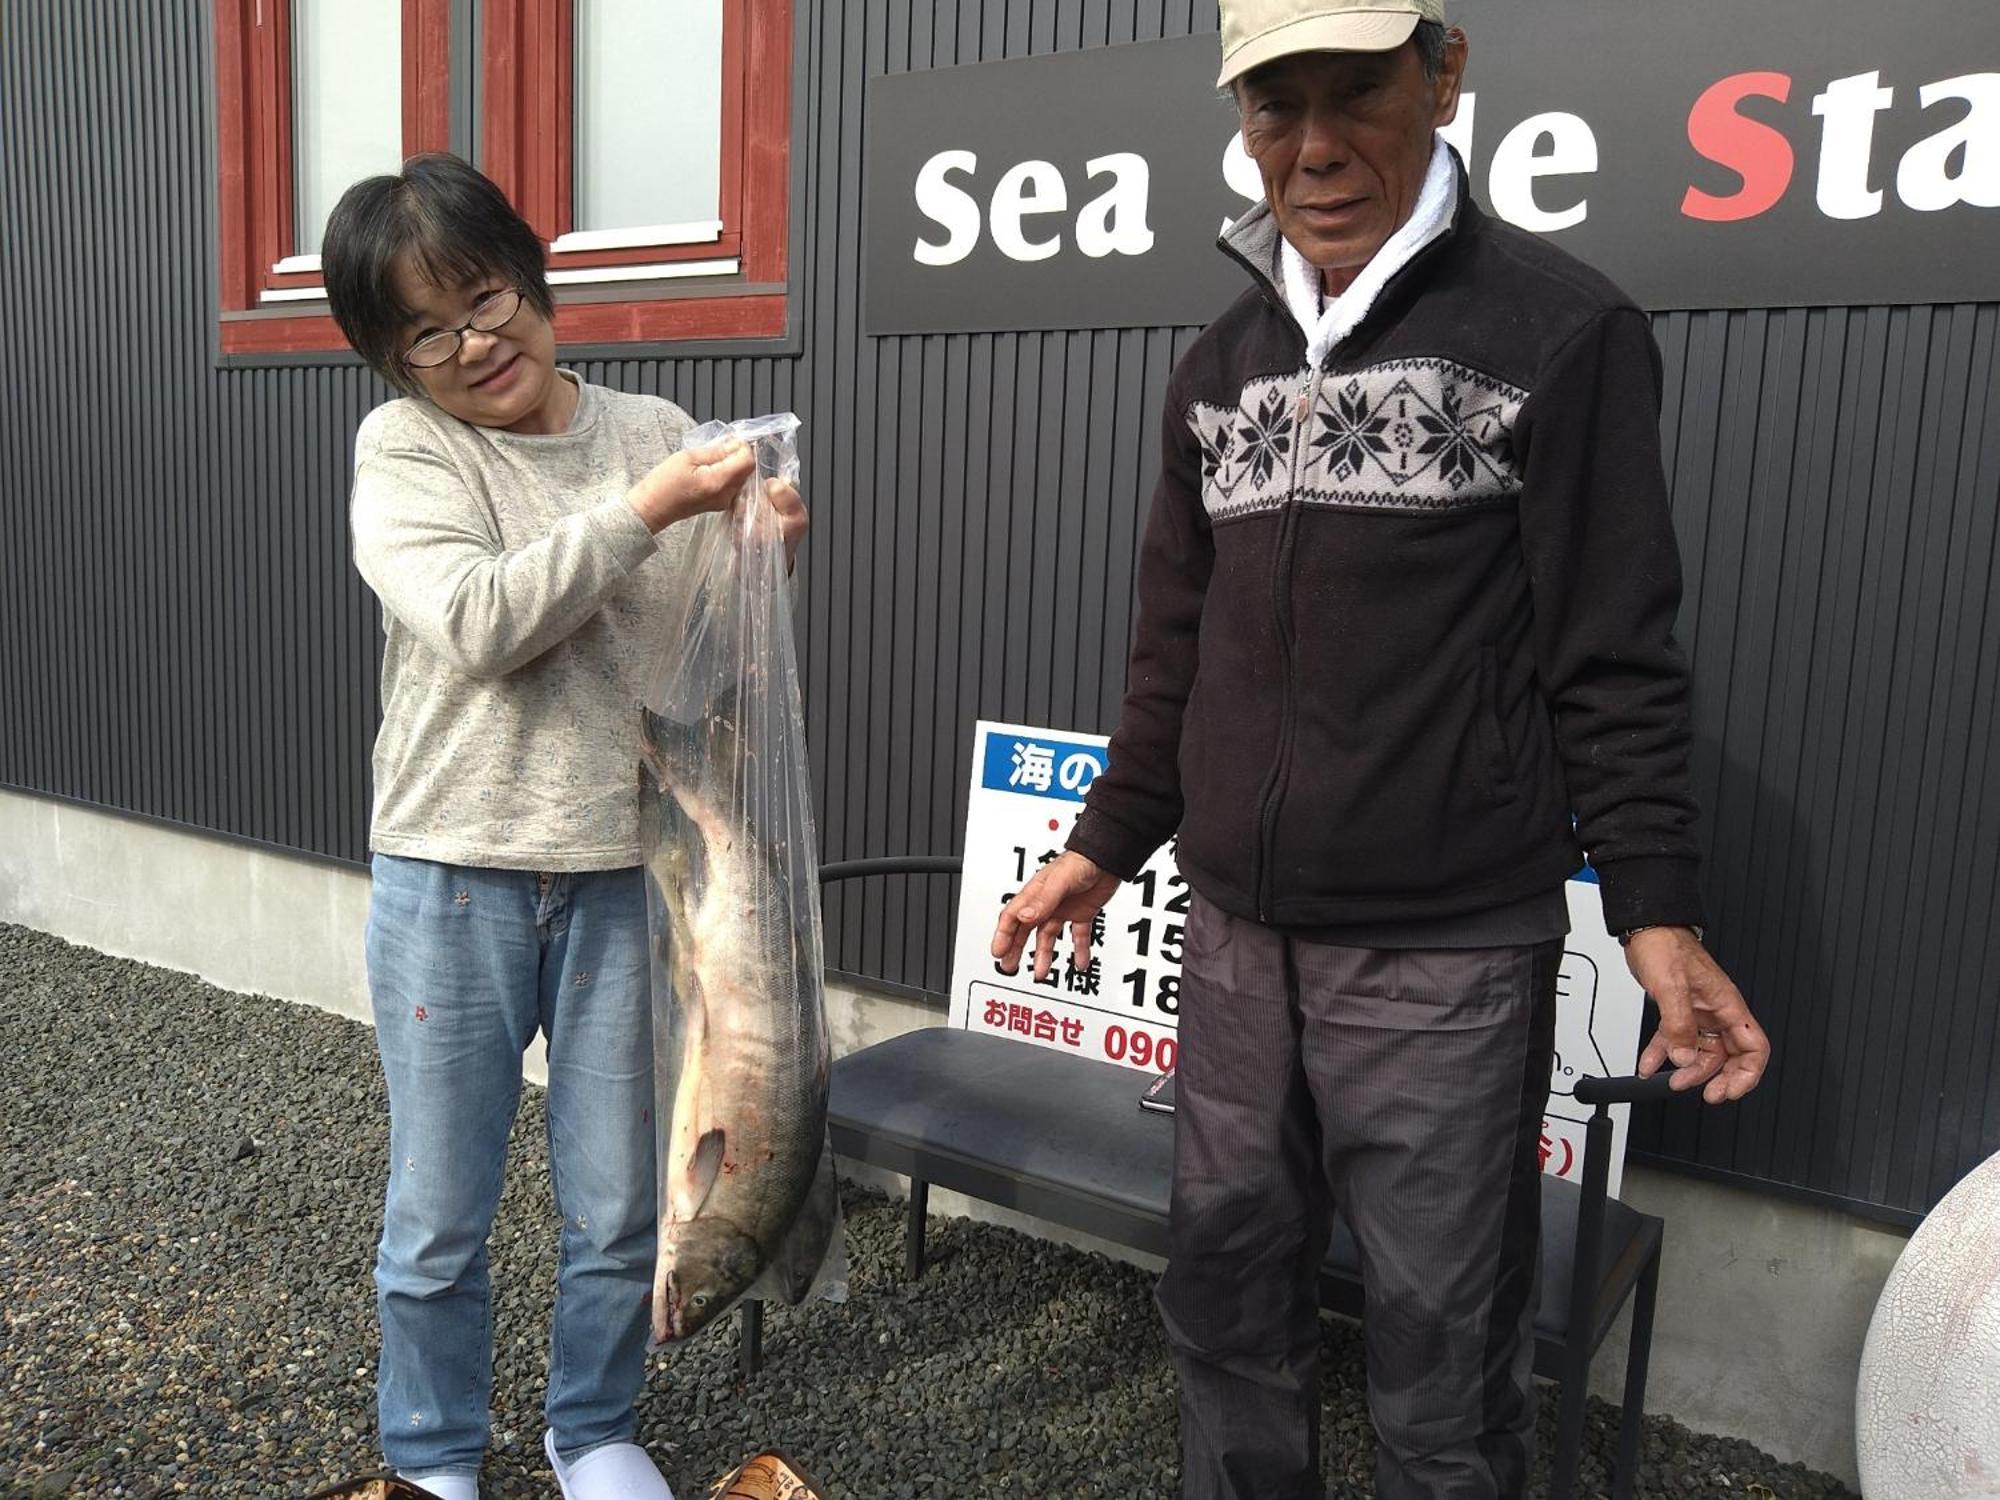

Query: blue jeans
left=365, top=854, right=657, bottom=1477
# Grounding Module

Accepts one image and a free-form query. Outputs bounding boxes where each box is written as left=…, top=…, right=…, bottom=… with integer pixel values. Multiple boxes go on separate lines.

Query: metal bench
left=743, top=857, right=1672, bottom=1500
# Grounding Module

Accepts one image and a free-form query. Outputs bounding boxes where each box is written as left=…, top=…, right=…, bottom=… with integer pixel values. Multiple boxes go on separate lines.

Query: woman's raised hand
left=627, top=437, right=756, bottom=533
left=761, top=477, right=809, bottom=570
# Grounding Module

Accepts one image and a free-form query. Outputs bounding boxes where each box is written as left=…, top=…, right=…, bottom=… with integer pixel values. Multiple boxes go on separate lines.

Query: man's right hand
left=990, top=850, right=1123, bottom=982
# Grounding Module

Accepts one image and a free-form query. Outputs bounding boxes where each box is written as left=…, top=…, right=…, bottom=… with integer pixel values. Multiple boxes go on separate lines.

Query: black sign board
left=863, top=0, right=1999, bottom=333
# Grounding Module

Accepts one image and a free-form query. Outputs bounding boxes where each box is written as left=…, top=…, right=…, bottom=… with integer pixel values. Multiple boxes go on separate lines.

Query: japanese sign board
left=947, top=720, right=1647, bottom=1196
left=947, top=722, right=1188, bottom=1079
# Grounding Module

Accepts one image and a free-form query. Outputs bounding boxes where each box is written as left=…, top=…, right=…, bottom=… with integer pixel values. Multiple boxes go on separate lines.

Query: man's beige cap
left=1216, top=0, right=1446, bottom=88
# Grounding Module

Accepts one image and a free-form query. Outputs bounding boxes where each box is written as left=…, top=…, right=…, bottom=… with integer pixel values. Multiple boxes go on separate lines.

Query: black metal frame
left=736, top=857, right=1676, bottom=1500
left=1548, top=1072, right=1677, bottom=1500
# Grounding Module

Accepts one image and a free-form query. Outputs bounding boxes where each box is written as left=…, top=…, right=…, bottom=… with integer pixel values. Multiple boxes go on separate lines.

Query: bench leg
left=1548, top=1331, right=1591, bottom=1500
left=1612, top=1252, right=1661, bottom=1500
left=738, top=1297, right=763, bottom=1382
left=906, top=1178, right=930, bottom=1280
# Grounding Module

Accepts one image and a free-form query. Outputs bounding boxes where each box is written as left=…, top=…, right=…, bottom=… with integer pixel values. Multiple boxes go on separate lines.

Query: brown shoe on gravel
left=706, top=1450, right=829, bottom=1500
left=301, top=1474, right=438, bottom=1500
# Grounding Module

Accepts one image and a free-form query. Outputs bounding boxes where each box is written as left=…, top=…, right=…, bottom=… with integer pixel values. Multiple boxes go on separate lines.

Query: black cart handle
left=818, top=855, right=963, bottom=884
left=1574, top=1071, right=1691, bottom=1107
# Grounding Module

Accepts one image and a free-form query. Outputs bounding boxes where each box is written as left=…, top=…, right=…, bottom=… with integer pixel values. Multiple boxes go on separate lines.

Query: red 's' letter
left=1682, top=72, right=1796, bottom=222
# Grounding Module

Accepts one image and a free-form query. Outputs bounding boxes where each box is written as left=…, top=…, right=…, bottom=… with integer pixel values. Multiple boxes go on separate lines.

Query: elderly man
left=992, top=2, right=1772, bottom=1496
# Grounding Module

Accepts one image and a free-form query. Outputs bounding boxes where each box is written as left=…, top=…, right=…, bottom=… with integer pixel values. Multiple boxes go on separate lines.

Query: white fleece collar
left=1280, top=137, right=1458, bottom=368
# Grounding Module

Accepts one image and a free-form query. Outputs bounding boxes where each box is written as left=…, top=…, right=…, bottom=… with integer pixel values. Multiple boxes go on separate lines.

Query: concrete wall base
left=0, top=788, right=1897, bottom=1485
left=1591, top=1165, right=1903, bottom=1485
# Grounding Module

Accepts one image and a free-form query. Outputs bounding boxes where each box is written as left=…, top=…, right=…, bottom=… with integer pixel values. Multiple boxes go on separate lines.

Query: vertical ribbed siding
left=0, top=2, right=391, bottom=863
left=0, top=0, right=1994, bottom=1223
left=801, top=0, right=1220, bottom=998
left=1633, top=303, right=2000, bottom=1216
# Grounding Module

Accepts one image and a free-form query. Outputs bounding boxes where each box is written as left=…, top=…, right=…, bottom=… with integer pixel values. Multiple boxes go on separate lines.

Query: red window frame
left=214, top=0, right=790, bottom=358
left=215, top=0, right=451, bottom=354
left=482, top=0, right=789, bottom=343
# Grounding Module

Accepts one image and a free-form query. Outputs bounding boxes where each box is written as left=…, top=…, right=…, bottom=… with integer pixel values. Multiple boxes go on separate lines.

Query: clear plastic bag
left=637, top=413, right=845, bottom=1348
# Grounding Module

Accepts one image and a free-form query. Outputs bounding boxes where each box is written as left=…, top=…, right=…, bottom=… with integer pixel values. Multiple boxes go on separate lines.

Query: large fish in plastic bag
left=638, top=412, right=844, bottom=1346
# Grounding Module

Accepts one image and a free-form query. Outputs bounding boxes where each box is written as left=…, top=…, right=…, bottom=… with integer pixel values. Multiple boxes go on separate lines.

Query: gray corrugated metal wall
left=1, top=0, right=1994, bottom=1225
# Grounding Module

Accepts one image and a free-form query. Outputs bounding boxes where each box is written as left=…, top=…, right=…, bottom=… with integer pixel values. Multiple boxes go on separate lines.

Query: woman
left=322, top=153, right=805, bottom=1500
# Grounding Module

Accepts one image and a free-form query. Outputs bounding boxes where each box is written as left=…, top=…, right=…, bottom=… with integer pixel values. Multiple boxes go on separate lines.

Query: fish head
left=660, top=1217, right=763, bottom=1339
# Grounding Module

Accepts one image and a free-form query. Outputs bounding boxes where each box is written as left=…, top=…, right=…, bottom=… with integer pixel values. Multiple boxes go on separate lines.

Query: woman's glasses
left=403, top=288, right=525, bottom=370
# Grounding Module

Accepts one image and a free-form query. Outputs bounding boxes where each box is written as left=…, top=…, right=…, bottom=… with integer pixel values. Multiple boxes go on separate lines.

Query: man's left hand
left=1627, top=926, right=1771, bottom=1103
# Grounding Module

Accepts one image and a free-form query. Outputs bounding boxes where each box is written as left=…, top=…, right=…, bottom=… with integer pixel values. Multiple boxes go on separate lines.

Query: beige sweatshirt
left=349, top=373, right=701, bottom=871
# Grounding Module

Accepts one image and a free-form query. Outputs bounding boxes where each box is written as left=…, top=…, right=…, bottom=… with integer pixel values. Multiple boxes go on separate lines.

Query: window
left=481, top=0, right=791, bottom=342
left=214, top=0, right=450, bottom=350
left=572, top=0, right=723, bottom=240
left=290, top=0, right=407, bottom=259
left=214, top=0, right=792, bottom=357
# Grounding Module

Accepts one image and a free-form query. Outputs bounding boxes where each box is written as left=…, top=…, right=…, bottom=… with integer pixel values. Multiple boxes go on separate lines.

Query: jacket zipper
left=1252, top=362, right=1322, bottom=922
left=1218, top=184, right=1470, bottom=919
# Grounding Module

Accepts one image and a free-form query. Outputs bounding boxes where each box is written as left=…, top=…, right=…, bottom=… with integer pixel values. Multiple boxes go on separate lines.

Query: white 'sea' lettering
left=990, top=160, right=1068, bottom=262
left=913, top=149, right=981, bottom=266
left=1076, top=154, right=1156, bottom=258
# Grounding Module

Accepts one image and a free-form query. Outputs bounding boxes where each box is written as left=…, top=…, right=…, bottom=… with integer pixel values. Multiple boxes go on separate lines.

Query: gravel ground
left=0, top=923, right=1859, bottom=1499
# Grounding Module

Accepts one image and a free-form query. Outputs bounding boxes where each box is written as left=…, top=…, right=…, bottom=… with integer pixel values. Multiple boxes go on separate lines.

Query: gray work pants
left=1158, top=896, right=1560, bottom=1500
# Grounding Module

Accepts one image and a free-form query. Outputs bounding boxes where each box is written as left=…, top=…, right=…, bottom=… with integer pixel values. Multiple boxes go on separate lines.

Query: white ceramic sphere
left=1855, top=1149, right=2000, bottom=1498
